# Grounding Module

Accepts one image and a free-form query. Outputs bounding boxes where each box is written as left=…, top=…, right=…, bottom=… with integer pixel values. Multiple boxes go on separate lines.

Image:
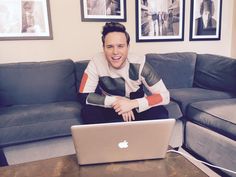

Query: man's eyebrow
left=105, top=44, right=114, bottom=47
left=105, top=43, right=126, bottom=47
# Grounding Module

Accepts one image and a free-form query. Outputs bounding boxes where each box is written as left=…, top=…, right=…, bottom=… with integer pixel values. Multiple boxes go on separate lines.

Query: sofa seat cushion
left=164, top=101, right=183, bottom=119
left=187, top=99, right=236, bottom=140
left=0, top=102, right=82, bottom=147
left=170, top=88, right=236, bottom=113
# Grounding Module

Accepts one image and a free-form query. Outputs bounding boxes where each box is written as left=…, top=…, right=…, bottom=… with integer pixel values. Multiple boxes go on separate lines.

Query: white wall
left=0, top=0, right=235, bottom=64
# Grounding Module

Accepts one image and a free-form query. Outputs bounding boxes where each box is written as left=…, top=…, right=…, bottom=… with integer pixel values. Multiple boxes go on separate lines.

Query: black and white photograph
left=0, top=0, right=52, bottom=40
left=81, top=0, right=126, bottom=22
left=136, top=0, right=185, bottom=42
left=190, top=0, right=222, bottom=41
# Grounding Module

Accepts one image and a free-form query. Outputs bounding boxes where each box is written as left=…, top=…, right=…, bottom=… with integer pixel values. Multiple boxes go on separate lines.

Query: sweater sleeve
left=78, top=60, right=116, bottom=107
left=136, top=61, right=170, bottom=112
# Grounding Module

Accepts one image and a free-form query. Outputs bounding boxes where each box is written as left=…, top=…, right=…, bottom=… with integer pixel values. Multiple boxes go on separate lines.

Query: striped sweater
left=79, top=53, right=170, bottom=112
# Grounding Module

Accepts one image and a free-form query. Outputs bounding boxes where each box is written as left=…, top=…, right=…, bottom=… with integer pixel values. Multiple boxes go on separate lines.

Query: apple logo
left=118, top=140, right=128, bottom=149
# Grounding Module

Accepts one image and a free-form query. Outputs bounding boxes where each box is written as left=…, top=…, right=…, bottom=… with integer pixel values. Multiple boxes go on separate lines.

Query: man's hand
left=112, top=97, right=138, bottom=115
left=121, top=110, right=135, bottom=122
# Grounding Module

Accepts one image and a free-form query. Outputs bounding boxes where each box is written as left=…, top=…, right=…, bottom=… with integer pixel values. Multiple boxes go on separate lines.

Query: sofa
left=146, top=53, right=236, bottom=177
left=0, top=53, right=235, bottom=176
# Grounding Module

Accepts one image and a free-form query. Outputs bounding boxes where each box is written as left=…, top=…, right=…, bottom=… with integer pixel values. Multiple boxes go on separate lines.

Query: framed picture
left=0, top=0, right=53, bottom=41
left=136, top=0, right=185, bottom=42
left=189, top=0, right=222, bottom=41
left=80, top=0, right=126, bottom=22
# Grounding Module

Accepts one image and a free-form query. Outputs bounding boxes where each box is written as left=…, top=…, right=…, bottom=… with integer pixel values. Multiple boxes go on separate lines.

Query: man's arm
left=137, top=61, right=170, bottom=112
left=112, top=97, right=138, bottom=114
left=111, top=61, right=169, bottom=114
left=112, top=97, right=137, bottom=121
left=78, top=60, right=117, bottom=108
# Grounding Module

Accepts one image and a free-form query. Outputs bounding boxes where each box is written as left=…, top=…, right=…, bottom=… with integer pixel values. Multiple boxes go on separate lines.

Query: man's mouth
left=112, top=56, right=121, bottom=61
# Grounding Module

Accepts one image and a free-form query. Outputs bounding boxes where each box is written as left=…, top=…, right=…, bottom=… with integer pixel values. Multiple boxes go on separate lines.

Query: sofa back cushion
left=146, top=52, right=197, bottom=89
left=0, top=59, right=77, bottom=106
left=194, top=54, right=236, bottom=93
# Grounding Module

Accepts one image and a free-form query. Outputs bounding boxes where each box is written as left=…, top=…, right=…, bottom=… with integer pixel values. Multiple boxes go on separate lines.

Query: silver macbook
left=71, top=119, right=176, bottom=165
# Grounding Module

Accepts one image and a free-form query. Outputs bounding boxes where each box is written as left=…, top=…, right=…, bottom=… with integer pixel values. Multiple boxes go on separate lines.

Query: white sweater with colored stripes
left=79, top=53, right=170, bottom=112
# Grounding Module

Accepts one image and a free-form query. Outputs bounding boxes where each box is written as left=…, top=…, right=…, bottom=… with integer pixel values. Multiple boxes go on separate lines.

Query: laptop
left=71, top=119, right=176, bottom=165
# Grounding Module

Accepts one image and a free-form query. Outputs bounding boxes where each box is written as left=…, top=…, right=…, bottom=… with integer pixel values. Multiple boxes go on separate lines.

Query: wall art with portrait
left=81, top=0, right=126, bottom=22
left=136, top=0, right=185, bottom=42
left=0, top=0, right=53, bottom=40
left=189, top=0, right=222, bottom=41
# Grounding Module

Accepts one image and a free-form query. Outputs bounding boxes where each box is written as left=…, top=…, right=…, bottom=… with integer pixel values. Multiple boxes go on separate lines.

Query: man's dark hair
left=200, top=0, right=214, bottom=16
left=101, top=22, right=130, bottom=46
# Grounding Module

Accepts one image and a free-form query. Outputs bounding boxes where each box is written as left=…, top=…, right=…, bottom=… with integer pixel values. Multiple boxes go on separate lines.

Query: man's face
left=103, top=32, right=129, bottom=69
left=23, top=3, right=34, bottom=14
left=202, top=3, right=211, bottom=19
left=203, top=10, right=210, bottom=19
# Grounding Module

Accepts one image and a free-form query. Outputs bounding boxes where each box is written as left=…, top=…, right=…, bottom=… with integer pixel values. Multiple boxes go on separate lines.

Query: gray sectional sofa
left=146, top=53, right=236, bottom=177
left=0, top=53, right=235, bottom=176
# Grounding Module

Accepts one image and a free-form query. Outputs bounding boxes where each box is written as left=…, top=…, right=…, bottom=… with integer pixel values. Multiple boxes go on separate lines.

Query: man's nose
left=204, top=11, right=210, bottom=16
left=112, top=46, right=119, bottom=54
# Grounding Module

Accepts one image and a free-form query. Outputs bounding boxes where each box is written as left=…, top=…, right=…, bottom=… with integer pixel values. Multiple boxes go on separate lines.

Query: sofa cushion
left=0, top=101, right=82, bottom=147
left=146, top=52, right=197, bottom=89
left=185, top=122, right=236, bottom=177
left=164, top=101, right=183, bottom=119
left=187, top=99, right=236, bottom=140
left=170, top=88, right=236, bottom=113
left=0, top=59, right=77, bottom=107
left=194, top=54, right=236, bottom=93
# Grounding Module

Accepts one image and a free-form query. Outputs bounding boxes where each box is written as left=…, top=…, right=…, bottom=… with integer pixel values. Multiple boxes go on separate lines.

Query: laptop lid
left=71, top=119, right=176, bottom=165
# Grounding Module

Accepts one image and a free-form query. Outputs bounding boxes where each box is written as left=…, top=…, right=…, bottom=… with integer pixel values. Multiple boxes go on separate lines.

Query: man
left=79, top=22, right=170, bottom=124
left=195, top=0, right=217, bottom=35
left=22, top=1, right=44, bottom=33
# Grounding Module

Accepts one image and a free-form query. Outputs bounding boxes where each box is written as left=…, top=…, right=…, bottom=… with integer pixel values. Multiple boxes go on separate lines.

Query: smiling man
left=79, top=22, right=170, bottom=124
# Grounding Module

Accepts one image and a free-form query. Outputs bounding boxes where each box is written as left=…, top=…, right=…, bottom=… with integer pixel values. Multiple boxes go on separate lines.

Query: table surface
left=0, top=152, right=208, bottom=177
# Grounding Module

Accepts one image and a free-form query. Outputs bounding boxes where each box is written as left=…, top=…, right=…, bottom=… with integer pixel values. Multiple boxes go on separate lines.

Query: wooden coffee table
left=0, top=152, right=207, bottom=177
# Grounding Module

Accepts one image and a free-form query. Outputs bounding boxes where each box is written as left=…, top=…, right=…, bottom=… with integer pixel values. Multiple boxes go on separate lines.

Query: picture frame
left=0, top=0, right=53, bottom=41
left=136, top=0, right=185, bottom=42
left=80, top=0, right=126, bottom=22
left=189, top=0, right=222, bottom=41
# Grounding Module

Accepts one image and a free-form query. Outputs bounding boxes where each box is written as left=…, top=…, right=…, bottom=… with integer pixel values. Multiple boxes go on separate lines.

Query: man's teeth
left=112, top=56, right=121, bottom=60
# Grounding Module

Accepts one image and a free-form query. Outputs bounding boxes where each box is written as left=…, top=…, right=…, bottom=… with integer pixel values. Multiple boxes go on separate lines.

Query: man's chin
left=108, top=58, right=126, bottom=69
left=111, top=64, right=122, bottom=69
left=110, top=62, right=124, bottom=69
